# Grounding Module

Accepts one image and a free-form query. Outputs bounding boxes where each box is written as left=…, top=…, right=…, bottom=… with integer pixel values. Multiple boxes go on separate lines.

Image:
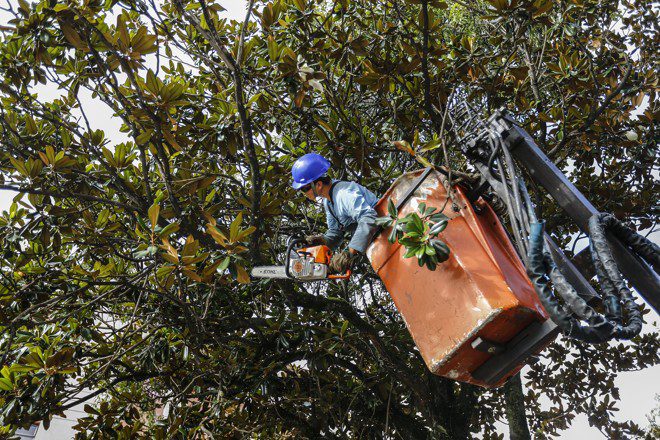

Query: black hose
left=588, top=214, right=645, bottom=339
left=595, top=213, right=660, bottom=270
left=527, top=222, right=616, bottom=343
left=499, top=146, right=644, bottom=342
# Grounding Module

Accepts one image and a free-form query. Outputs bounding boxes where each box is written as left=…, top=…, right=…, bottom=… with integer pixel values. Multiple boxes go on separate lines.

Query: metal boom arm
left=488, top=111, right=660, bottom=314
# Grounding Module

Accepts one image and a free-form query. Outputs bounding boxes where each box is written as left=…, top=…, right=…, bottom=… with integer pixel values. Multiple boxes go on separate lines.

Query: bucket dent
left=367, top=169, right=553, bottom=388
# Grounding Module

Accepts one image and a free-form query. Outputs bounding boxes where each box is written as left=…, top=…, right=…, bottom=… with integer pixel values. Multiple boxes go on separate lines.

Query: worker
left=291, top=153, right=379, bottom=274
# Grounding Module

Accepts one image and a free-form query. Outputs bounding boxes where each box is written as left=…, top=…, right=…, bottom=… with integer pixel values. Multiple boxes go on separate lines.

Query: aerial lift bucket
left=366, top=169, right=558, bottom=388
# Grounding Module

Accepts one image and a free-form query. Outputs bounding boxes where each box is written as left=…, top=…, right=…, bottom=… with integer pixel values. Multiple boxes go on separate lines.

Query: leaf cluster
left=376, top=200, right=451, bottom=271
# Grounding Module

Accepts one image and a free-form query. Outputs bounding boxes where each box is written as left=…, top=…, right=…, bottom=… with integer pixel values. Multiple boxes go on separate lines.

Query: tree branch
left=0, top=184, right=139, bottom=211
left=549, top=59, right=634, bottom=158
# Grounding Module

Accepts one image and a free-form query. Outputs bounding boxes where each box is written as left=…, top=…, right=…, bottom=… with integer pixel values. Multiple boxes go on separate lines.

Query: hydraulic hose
left=588, top=214, right=646, bottom=339
left=593, top=213, right=660, bottom=270
left=527, top=222, right=616, bottom=343
left=495, top=149, right=644, bottom=342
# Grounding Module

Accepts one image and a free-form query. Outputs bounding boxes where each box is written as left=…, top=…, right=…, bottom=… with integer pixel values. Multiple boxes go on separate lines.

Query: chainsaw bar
left=251, top=265, right=289, bottom=279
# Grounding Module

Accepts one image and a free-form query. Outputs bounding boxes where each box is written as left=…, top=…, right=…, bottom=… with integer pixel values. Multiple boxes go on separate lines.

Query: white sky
left=0, top=0, right=658, bottom=437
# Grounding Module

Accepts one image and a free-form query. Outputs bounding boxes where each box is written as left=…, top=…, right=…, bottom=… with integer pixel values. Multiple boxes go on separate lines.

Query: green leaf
left=117, top=15, right=130, bottom=47
left=24, top=350, right=44, bottom=368
left=430, top=213, right=449, bottom=223
left=133, top=249, right=150, bottom=258
left=101, top=147, right=115, bottom=167
left=410, top=214, right=425, bottom=234
left=485, top=0, right=509, bottom=11
left=146, top=69, right=160, bottom=95
left=218, top=257, right=230, bottom=272
left=267, top=35, right=279, bottom=61
left=96, top=209, right=110, bottom=228
left=9, top=364, right=39, bottom=373
left=340, top=320, right=348, bottom=337
left=60, top=23, right=87, bottom=51
left=532, top=0, right=553, bottom=17
left=375, top=216, right=393, bottom=227
left=159, top=222, right=180, bottom=238
left=0, top=378, right=13, bottom=391
left=148, top=203, right=160, bottom=232
left=292, top=0, right=307, bottom=11
left=429, top=220, right=448, bottom=236
left=9, top=157, right=28, bottom=176
left=420, top=138, right=441, bottom=152
left=229, top=212, right=243, bottom=242
left=156, top=265, right=175, bottom=279
left=388, top=223, right=398, bottom=244
left=236, top=225, right=256, bottom=241
left=403, top=246, right=418, bottom=258
left=84, top=404, right=100, bottom=415
left=387, top=199, right=397, bottom=218
left=431, top=239, right=450, bottom=261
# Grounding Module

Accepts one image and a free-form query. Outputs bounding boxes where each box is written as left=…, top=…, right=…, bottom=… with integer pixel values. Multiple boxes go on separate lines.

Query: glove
left=329, top=250, right=356, bottom=274
left=305, top=234, right=326, bottom=246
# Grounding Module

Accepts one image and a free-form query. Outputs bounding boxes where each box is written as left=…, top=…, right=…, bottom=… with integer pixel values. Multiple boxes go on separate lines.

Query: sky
left=0, top=0, right=658, bottom=437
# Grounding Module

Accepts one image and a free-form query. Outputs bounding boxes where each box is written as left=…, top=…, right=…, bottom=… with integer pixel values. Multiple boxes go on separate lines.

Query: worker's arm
left=323, top=201, right=344, bottom=250
left=348, top=213, right=378, bottom=253
left=343, top=189, right=379, bottom=254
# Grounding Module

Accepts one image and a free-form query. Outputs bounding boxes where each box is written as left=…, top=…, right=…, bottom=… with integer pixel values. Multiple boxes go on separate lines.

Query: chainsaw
left=251, top=238, right=351, bottom=281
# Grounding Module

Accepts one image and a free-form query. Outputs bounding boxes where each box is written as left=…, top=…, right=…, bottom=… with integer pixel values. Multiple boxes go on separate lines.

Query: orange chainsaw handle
left=328, top=269, right=351, bottom=280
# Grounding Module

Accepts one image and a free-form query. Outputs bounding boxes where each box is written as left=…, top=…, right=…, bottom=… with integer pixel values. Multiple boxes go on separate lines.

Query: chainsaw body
left=251, top=238, right=351, bottom=281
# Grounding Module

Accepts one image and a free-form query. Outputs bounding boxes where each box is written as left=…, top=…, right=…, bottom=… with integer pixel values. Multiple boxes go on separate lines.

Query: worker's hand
left=329, top=250, right=356, bottom=274
left=304, top=234, right=326, bottom=246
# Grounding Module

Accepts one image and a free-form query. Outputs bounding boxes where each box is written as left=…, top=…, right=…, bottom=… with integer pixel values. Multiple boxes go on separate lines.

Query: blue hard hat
left=291, top=153, right=331, bottom=189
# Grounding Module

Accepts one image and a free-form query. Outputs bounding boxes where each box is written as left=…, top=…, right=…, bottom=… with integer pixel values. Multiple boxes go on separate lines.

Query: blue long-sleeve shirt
left=322, top=180, right=379, bottom=253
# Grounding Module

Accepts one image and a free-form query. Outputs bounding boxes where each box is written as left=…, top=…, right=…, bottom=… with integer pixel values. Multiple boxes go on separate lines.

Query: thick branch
left=284, top=287, right=432, bottom=408
left=504, top=373, right=532, bottom=440
left=58, top=371, right=162, bottom=412
left=177, top=0, right=263, bottom=262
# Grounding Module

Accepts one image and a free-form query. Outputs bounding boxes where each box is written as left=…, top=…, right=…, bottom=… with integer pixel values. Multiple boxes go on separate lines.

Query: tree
left=645, top=395, right=660, bottom=439
left=0, top=0, right=657, bottom=438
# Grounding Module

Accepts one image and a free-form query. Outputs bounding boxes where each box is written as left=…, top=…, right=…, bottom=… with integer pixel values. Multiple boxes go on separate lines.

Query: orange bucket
left=367, top=169, right=552, bottom=387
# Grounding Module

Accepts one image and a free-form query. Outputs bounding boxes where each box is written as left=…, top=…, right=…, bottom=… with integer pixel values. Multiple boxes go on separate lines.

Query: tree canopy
left=0, top=0, right=658, bottom=438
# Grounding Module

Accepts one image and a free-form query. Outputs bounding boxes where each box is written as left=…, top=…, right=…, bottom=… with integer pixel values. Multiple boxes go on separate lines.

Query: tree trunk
left=504, top=373, right=531, bottom=440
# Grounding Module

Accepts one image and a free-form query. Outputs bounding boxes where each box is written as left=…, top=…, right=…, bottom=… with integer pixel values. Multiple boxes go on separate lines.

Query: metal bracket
left=471, top=319, right=560, bottom=386
left=471, top=337, right=506, bottom=355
